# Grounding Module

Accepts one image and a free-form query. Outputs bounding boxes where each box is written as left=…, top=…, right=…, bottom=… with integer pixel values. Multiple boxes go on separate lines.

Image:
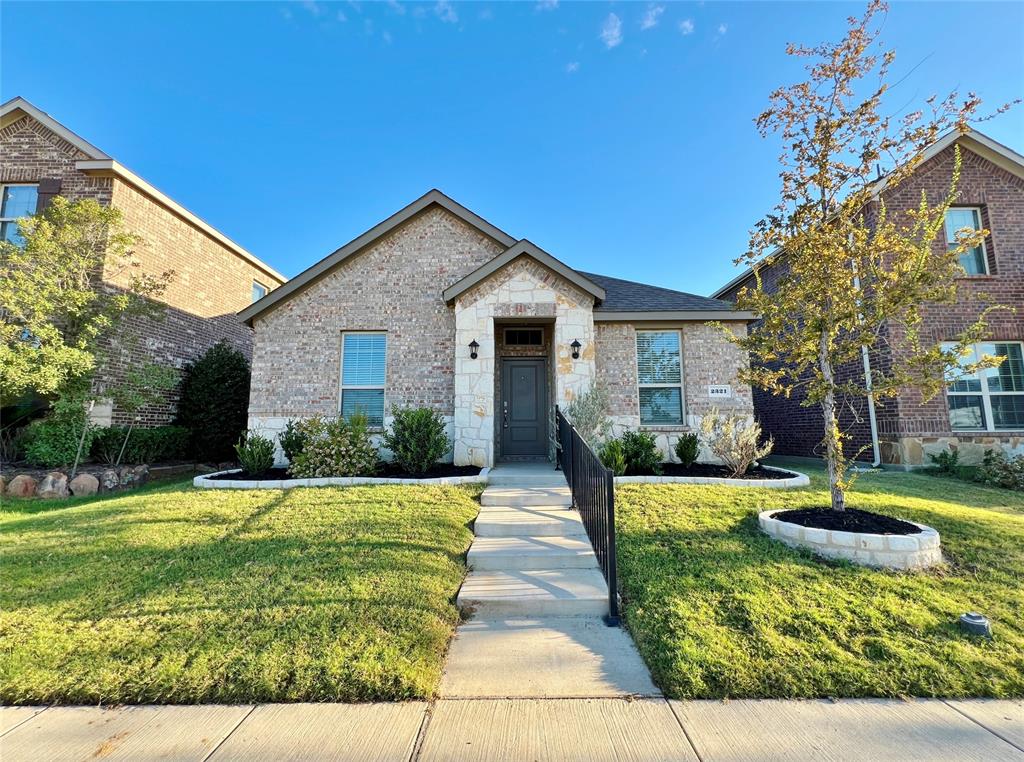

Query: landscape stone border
left=615, top=465, right=810, bottom=488
left=759, top=509, right=942, bottom=570
left=194, top=467, right=491, bottom=489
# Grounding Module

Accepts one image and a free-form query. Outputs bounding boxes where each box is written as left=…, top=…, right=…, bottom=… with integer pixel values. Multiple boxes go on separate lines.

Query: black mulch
left=208, top=464, right=482, bottom=481
left=641, top=463, right=796, bottom=480
left=771, top=507, right=922, bottom=535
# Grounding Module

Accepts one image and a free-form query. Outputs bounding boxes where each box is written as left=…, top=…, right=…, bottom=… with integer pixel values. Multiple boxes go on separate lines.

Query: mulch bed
left=771, top=507, right=922, bottom=535
left=643, top=463, right=795, bottom=480
left=208, top=464, right=483, bottom=481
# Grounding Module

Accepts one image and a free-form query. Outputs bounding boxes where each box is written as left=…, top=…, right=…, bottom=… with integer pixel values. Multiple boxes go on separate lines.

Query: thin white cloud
left=678, top=19, right=694, bottom=35
left=566, top=61, right=580, bottom=73
left=301, top=0, right=324, bottom=17
left=717, top=23, right=728, bottom=35
left=640, top=5, right=664, bottom=31
left=600, top=13, right=622, bottom=49
left=434, top=0, right=458, bottom=23
left=386, top=0, right=406, bottom=15
left=536, top=0, right=559, bottom=9
left=383, top=30, right=393, bottom=43
left=478, top=7, right=494, bottom=20
left=336, top=9, right=347, bottom=22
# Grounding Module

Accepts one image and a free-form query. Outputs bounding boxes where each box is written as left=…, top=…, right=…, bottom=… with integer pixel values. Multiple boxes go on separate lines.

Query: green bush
left=91, top=425, right=190, bottom=465
left=23, top=395, right=96, bottom=468
left=978, top=450, right=1024, bottom=491
left=599, top=438, right=627, bottom=476
left=176, top=342, right=251, bottom=462
left=674, top=433, right=700, bottom=468
left=927, top=448, right=960, bottom=475
left=287, top=414, right=378, bottom=478
left=383, top=406, right=450, bottom=476
left=234, top=430, right=276, bottom=476
left=621, top=430, right=663, bottom=475
left=279, top=419, right=307, bottom=463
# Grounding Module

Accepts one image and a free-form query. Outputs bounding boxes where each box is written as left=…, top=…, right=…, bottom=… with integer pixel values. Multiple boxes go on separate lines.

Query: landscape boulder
left=132, top=464, right=150, bottom=486
left=36, top=472, right=69, bottom=499
left=5, top=474, right=37, bottom=498
left=99, top=469, right=120, bottom=492
left=69, top=473, right=100, bottom=497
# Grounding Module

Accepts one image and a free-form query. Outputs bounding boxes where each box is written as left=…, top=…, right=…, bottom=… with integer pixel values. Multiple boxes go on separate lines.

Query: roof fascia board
left=0, top=96, right=110, bottom=160
left=76, top=160, right=286, bottom=283
left=239, top=190, right=518, bottom=324
left=594, top=310, right=757, bottom=322
left=443, top=240, right=606, bottom=304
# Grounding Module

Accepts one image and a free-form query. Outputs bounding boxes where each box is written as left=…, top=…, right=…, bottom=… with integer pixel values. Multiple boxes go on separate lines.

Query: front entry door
left=500, top=358, right=548, bottom=459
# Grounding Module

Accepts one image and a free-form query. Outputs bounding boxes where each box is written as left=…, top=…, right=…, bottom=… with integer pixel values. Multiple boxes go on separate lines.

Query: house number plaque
left=708, top=385, right=732, bottom=398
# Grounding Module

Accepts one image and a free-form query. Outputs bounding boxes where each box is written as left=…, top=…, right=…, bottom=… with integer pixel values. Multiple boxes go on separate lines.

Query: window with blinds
left=340, top=332, right=386, bottom=427
left=944, top=341, right=1024, bottom=431
left=636, top=330, right=684, bottom=425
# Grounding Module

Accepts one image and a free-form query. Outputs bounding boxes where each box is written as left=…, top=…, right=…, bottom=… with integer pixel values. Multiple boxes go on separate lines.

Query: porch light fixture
left=469, top=339, right=479, bottom=359
left=570, top=339, right=581, bottom=359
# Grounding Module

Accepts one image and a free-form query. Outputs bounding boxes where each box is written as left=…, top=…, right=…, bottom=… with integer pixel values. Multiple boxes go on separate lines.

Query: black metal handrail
left=555, top=406, right=619, bottom=624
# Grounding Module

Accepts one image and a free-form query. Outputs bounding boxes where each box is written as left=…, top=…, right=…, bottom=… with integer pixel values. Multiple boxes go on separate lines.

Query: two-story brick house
left=0, top=96, right=286, bottom=425
left=713, top=129, right=1024, bottom=467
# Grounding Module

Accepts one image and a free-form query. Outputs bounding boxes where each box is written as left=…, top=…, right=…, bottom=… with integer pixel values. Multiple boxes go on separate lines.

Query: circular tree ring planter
left=759, top=509, right=942, bottom=570
left=615, top=466, right=809, bottom=488
left=194, top=467, right=490, bottom=489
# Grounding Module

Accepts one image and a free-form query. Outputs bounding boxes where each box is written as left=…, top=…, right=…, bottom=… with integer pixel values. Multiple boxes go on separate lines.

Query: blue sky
left=3, top=1, right=1022, bottom=295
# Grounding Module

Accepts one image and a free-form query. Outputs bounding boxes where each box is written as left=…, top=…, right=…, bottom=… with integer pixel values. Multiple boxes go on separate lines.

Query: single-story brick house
left=239, top=190, right=755, bottom=466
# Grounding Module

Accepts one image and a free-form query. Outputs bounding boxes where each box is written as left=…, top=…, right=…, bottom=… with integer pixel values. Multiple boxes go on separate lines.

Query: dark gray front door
left=500, top=358, right=548, bottom=459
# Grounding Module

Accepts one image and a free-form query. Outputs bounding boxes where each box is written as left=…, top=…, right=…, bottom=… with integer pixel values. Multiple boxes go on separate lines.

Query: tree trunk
left=818, top=332, right=846, bottom=512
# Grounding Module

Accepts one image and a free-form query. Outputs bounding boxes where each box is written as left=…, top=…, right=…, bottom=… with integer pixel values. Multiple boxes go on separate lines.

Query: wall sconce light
left=469, top=339, right=479, bottom=359
left=570, top=339, right=581, bottom=360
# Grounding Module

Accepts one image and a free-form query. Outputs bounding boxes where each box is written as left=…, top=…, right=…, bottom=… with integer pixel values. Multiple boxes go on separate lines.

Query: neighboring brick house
left=713, top=129, right=1024, bottom=467
left=0, top=97, right=286, bottom=425
left=240, top=190, right=755, bottom=467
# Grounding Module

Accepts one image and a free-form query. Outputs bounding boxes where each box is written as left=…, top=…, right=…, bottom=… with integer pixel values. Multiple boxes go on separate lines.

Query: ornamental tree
left=719, top=0, right=1014, bottom=511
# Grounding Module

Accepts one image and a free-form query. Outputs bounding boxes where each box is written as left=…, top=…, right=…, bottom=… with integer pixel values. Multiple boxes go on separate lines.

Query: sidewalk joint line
left=666, top=699, right=705, bottom=762
left=201, top=704, right=257, bottom=762
left=940, top=699, right=1024, bottom=754
left=0, top=706, right=48, bottom=739
left=409, top=700, right=435, bottom=762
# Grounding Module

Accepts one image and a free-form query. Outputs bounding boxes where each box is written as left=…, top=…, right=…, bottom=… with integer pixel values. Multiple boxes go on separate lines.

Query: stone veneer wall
left=248, top=207, right=506, bottom=460
left=453, top=258, right=596, bottom=467
left=594, top=321, right=754, bottom=460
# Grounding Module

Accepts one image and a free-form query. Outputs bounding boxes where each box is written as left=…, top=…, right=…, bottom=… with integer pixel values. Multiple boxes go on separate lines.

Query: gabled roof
left=239, top=189, right=517, bottom=324
left=0, top=96, right=285, bottom=284
left=581, top=272, right=755, bottom=320
left=442, top=239, right=606, bottom=304
left=710, top=128, right=1024, bottom=300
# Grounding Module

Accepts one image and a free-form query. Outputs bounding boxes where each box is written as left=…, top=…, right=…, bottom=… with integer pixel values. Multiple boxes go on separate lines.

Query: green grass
left=0, top=480, right=479, bottom=704
left=617, top=460, right=1024, bottom=699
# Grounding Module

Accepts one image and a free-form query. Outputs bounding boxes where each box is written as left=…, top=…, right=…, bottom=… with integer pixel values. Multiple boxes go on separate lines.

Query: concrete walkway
left=3, top=698, right=1021, bottom=761
left=443, top=462, right=658, bottom=698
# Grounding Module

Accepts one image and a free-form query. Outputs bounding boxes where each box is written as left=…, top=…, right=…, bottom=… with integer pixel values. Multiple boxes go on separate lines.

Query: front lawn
left=0, top=480, right=479, bottom=704
left=617, top=461, right=1024, bottom=699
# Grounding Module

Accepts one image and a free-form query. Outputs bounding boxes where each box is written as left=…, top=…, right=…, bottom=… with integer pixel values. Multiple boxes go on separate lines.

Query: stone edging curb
left=758, top=509, right=942, bottom=570
left=614, top=465, right=810, bottom=488
left=194, top=467, right=491, bottom=489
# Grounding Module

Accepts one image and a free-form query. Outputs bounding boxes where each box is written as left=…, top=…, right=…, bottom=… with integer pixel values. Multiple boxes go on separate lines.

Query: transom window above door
left=944, top=341, right=1024, bottom=431
left=340, top=332, right=386, bottom=427
left=636, top=330, right=684, bottom=425
left=504, top=328, right=543, bottom=346
left=944, top=207, right=988, bottom=275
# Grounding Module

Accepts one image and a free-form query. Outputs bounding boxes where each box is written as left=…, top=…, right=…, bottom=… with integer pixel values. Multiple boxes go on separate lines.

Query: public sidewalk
left=2, top=697, right=1021, bottom=761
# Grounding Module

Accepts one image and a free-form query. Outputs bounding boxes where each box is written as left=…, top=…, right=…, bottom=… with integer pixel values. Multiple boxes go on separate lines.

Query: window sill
left=638, top=424, right=691, bottom=432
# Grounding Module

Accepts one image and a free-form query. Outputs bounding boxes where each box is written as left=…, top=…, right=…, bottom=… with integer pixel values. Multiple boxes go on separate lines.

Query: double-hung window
left=340, top=332, right=386, bottom=427
left=252, top=280, right=268, bottom=302
left=636, top=330, right=684, bottom=425
left=0, top=184, right=39, bottom=245
left=944, top=207, right=988, bottom=275
left=945, top=342, right=1024, bottom=431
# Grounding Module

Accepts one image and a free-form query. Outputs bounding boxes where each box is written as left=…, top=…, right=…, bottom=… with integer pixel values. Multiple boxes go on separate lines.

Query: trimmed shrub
left=599, top=438, right=627, bottom=476
left=621, top=430, right=662, bottom=476
left=674, top=433, right=700, bottom=468
left=23, top=396, right=96, bottom=468
left=278, top=419, right=307, bottom=463
left=700, top=407, right=773, bottom=477
left=177, top=342, right=251, bottom=462
left=91, top=425, right=190, bottom=465
left=287, top=414, right=378, bottom=478
left=234, top=430, right=276, bottom=476
left=978, top=450, right=1024, bottom=491
left=383, top=406, right=450, bottom=476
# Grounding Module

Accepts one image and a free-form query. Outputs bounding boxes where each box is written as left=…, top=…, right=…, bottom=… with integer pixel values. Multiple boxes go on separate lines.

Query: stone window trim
left=635, top=328, right=686, bottom=426
left=943, top=205, right=993, bottom=277
left=944, top=340, right=1024, bottom=433
left=339, top=330, right=388, bottom=430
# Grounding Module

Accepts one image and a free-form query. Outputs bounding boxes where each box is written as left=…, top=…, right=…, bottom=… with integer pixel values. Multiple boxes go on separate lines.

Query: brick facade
left=0, top=110, right=285, bottom=426
left=717, top=139, right=1024, bottom=465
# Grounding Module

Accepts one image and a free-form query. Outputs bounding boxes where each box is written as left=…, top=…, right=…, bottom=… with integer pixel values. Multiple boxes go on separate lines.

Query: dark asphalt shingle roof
left=579, top=272, right=737, bottom=312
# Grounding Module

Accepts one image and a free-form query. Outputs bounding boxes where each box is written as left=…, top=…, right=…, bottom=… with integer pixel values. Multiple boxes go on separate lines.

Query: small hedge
left=91, top=425, right=190, bottom=465
left=176, top=342, right=251, bottom=462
